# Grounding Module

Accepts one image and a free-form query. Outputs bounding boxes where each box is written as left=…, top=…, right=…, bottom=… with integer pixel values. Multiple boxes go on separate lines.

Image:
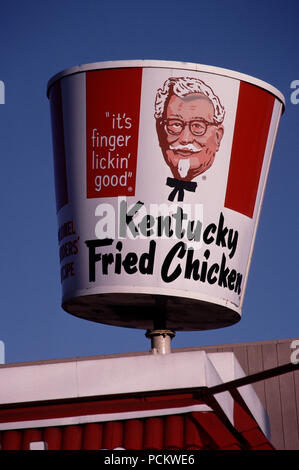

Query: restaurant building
left=0, top=337, right=298, bottom=451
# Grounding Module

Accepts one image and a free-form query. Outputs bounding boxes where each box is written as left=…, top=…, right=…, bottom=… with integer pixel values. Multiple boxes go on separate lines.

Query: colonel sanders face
left=159, top=92, right=224, bottom=181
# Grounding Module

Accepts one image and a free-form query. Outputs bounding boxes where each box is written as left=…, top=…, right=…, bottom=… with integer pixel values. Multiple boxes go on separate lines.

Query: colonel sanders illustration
left=154, top=77, right=225, bottom=201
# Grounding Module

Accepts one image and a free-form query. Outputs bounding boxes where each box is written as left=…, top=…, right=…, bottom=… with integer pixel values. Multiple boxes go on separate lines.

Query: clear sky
left=0, top=0, right=298, bottom=364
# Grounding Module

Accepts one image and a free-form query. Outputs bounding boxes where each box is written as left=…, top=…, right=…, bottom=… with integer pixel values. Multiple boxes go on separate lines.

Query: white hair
left=154, top=76, right=225, bottom=124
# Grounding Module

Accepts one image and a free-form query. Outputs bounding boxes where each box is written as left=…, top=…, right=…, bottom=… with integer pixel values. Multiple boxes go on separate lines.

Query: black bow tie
left=166, top=177, right=197, bottom=202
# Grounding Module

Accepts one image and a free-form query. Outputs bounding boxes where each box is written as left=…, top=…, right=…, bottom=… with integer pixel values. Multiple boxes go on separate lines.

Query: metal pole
left=145, top=329, right=176, bottom=354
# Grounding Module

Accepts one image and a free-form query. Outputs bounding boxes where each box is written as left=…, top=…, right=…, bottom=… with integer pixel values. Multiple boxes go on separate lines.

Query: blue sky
left=0, top=0, right=298, bottom=364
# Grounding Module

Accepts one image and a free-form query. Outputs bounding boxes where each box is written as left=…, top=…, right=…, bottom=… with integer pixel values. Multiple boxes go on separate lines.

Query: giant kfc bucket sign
left=47, top=60, right=284, bottom=331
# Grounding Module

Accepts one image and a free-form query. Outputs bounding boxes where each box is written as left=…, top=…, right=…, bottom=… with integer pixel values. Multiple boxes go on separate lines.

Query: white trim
left=47, top=59, right=285, bottom=106
left=0, top=351, right=220, bottom=404
left=0, top=404, right=212, bottom=431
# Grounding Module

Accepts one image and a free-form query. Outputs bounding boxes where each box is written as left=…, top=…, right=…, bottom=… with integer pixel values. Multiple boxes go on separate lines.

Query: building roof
left=0, top=348, right=275, bottom=450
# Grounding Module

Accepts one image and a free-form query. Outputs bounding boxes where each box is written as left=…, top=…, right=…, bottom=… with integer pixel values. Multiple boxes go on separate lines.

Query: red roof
left=0, top=388, right=274, bottom=450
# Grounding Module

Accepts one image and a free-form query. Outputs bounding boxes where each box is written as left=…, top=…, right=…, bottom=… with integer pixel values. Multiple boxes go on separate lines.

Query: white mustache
left=169, top=143, right=202, bottom=152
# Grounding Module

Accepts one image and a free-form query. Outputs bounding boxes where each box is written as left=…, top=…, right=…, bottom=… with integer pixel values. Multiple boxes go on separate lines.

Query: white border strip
left=47, top=59, right=285, bottom=106
left=0, top=404, right=212, bottom=431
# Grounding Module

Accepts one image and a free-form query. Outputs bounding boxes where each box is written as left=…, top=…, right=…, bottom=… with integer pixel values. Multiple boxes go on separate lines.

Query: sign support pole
left=145, top=328, right=175, bottom=354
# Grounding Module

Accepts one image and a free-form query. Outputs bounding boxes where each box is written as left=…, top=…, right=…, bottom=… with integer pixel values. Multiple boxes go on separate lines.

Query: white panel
left=208, top=352, right=270, bottom=438
left=76, top=351, right=208, bottom=396
left=29, top=441, right=48, bottom=450
left=0, top=362, right=78, bottom=404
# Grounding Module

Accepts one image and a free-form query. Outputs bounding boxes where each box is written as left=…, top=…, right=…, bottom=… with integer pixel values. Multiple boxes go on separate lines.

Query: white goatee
left=178, top=158, right=190, bottom=178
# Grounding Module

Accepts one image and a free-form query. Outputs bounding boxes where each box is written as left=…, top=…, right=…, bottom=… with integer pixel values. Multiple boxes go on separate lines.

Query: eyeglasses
left=162, top=118, right=217, bottom=137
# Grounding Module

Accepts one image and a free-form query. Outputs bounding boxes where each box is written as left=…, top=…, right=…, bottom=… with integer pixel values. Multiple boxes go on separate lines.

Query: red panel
left=234, top=399, right=275, bottom=450
left=0, top=392, right=203, bottom=424
left=193, top=411, right=238, bottom=449
left=21, top=429, right=42, bottom=450
left=102, top=421, right=123, bottom=449
left=0, top=412, right=274, bottom=451
left=143, top=417, right=164, bottom=450
left=234, top=400, right=258, bottom=432
left=242, top=427, right=269, bottom=448
left=184, top=413, right=216, bottom=450
left=86, top=68, right=142, bottom=198
left=82, top=423, right=103, bottom=450
left=62, top=425, right=83, bottom=450
left=164, top=415, right=184, bottom=450
left=43, top=427, right=62, bottom=450
left=1, top=430, right=22, bottom=450
left=224, top=443, right=242, bottom=450
left=233, top=397, right=274, bottom=448
left=224, top=82, right=274, bottom=218
left=254, top=442, right=275, bottom=450
left=123, top=419, right=143, bottom=450
left=184, top=415, right=205, bottom=450
left=0, top=397, right=274, bottom=451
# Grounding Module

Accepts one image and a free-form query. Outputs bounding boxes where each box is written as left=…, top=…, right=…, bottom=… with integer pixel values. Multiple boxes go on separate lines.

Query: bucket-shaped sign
left=47, top=60, right=284, bottom=331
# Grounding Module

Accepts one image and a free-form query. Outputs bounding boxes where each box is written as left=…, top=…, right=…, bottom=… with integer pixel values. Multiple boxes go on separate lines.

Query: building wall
left=177, top=338, right=299, bottom=450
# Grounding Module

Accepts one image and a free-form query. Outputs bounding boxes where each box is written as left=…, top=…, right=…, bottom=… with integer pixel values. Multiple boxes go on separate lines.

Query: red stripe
left=62, top=425, right=82, bottom=450
left=224, top=82, right=274, bottom=218
left=43, top=427, right=62, bottom=450
left=1, top=430, right=22, bottom=450
left=102, top=421, right=123, bottom=449
left=124, top=419, right=143, bottom=450
left=165, top=415, right=184, bottom=449
left=86, top=68, right=142, bottom=199
left=184, top=414, right=205, bottom=449
left=144, top=417, right=164, bottom=450
left=82, top=423, right=103, bottom=450
left=21, top=428, right=42, bottom=450
left=0, top=392, right=204, bottom=423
